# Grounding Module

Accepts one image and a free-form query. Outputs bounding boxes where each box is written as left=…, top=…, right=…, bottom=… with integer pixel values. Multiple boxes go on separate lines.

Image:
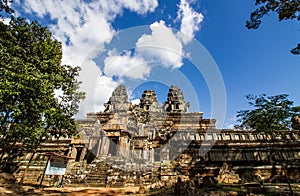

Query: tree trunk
left=282, top=163, right=294, bottom=196
left=2, top=139, right=17, bottom=171
left=20, top=150, right=35, bottom=184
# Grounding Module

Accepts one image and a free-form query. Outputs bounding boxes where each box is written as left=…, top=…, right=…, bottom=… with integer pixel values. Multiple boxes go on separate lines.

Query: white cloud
left=224, top=116, right=238, bottom=129
left=76, top=59, right=102, bottom=117
left=176, top=0, right=204, bottom=44
left=102, top=20, right=185, bottom=81
left=14, top=0, right=204, bottom=117
left=23, top=0, right=47, bottom=17
left=136, top=20, right=184, bottom=68
left=22, top=0, right=115, bottom=65
left=118, top=0, right=158, bottom=14
left=1, top=17, right=11, bottom=25
left=16, top=0, right=158, bottom=117
left=130, top=99, right=141, bottom=105
left=104, top=50, right=151, bottom=80
left=93, top=75, right=119, bottom=113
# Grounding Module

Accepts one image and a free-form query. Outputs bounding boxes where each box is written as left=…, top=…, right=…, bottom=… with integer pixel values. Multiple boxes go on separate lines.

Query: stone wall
left=14, top=130, right=300, bottom=187
left=14, top=138, right=72, bottom=185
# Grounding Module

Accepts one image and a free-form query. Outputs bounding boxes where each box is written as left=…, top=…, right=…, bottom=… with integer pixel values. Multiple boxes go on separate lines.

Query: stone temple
left=15, top=85, right=300, bottom=188
left=75, top=84, right=215, bottom=165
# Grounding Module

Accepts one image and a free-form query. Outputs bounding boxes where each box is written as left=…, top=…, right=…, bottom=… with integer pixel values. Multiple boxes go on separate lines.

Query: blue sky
left=9, top=0, right=300, bottom=128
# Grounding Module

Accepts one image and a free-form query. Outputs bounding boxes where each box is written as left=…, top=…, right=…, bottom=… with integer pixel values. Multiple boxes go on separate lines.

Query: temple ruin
left=15, top=85, right=300, bottom=189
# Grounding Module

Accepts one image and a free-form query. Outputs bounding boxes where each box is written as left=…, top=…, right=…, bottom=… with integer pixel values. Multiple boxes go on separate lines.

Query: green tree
left=237, top=94, right=295, bottom=131
left=247, top=0, right=300, bottom=54
left=237, top=94, right=299, bottom=195
left=0, top=0, right=13, bottom=17
left=0, top=17, right=85, bottom=172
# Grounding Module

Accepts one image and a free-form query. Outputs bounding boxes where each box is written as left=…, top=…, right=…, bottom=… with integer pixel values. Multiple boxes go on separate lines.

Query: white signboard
left=45, top=157, right=67, bottom=175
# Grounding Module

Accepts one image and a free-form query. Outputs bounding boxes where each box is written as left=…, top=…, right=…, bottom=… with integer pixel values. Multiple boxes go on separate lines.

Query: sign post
left=39, top=152, right=73, bottom=188
left=45, top=157, right=68, bottom=175
left=39, top=156, right=50, bottom=189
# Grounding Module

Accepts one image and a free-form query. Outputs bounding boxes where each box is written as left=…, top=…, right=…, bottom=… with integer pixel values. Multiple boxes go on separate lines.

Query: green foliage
left=246, top=0, right=300, bottom=54
left=237, top=94, right=296, bottom=132
left=237, top=94, right=298, bottom=195
left=0, top=0, right=13, bottom=17
left=0, top=17, right=85, bottom=171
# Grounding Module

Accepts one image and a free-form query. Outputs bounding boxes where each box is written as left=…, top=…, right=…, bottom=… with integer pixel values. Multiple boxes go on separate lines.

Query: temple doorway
left=108, top=137, right=119, bottom=156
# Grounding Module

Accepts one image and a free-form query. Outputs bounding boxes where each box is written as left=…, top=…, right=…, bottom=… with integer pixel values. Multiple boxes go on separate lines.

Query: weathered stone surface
left=240, top=170, right=262, bottom=185
left=104, top=85, right=130, bottom=112
left=292, top=116, right=300, bottom=130
left=244, top=182, right=262, bottom=194
left=0, top=173, right=15, bottom=185
left=216, top=163, right=240, bottom=184
left=139, top=90, right=161, bottom=112
left=163, top=85, right=190, bottom=112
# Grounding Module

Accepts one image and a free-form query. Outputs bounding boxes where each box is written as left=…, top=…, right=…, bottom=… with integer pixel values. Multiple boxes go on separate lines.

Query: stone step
left=87, top=174, right=107, bottom=177
left=84, top=183, right=106, bottom=187
left=109, top=182, right=124, bottom=188
left=89, top=170, right=108, bottom=173
left=86, top=177, right=107, bottom=181
left=96, top=167, right=110, bottom=171
left=85, top=179, right=106, bottom=183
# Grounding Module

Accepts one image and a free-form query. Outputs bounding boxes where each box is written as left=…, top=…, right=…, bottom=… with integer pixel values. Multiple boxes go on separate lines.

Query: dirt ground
left=0, top=186, right=144, bottom=196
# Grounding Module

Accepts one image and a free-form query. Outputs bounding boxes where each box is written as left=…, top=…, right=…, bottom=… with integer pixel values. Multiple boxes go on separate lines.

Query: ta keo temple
left=15, top=85, right=300, bottom=190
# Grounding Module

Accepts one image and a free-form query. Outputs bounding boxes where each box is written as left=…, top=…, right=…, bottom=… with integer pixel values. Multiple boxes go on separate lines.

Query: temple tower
left=139, top=90, right=161, bottom=112
left=104, top=85, right=130, bottom=112
left=163, top=85, right=190, bottom=112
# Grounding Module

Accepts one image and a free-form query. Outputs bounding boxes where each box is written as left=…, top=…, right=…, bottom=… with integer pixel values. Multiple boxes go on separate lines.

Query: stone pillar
left=100, top=137, right=110, bottom=156
left=96, top=137, right=102, bottom=157
left=70, top=145, right=77, bottom=159
left=161, top=145, right=169, bottom=161
left=80, top=147, right=87, bottom=161
left=99, top=137, right=105, bottom=156
left=119, top=137, right=125, bottom=157
left=88, top=136, right=101, bottom=157
left=143, top=147, right=148, bottom=160
left=124, top=137, right=128, bottom=157
left=127, top=139, right=131, bottom=158
left=166, top=145, right=169, bottom=161
left=150, top=148, right=154, bottom=162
